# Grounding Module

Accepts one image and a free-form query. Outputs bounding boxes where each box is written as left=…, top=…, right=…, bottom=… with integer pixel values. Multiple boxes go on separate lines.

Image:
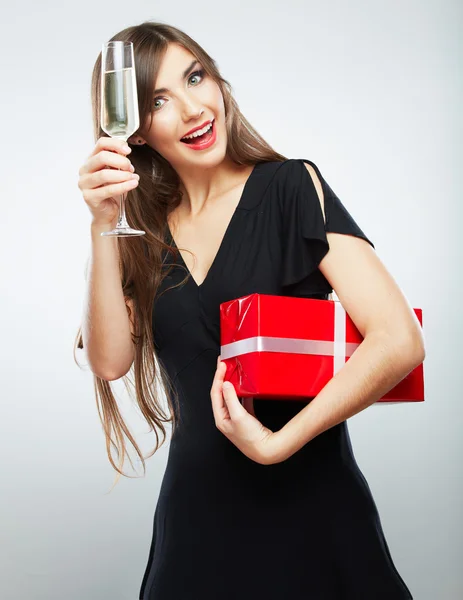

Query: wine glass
left=100, top=41, right=145, bottom=237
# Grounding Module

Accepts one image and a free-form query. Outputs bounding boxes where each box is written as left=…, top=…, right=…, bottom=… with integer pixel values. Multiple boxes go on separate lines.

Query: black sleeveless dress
left=139, top=158, right=414, bottom=599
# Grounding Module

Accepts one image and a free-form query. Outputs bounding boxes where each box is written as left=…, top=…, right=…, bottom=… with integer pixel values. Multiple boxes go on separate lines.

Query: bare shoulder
left=302, top=161, right=326, bottom=225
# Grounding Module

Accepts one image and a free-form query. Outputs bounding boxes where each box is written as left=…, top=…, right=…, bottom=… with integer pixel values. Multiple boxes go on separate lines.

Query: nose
left=180, top=96, right=205, bottom=121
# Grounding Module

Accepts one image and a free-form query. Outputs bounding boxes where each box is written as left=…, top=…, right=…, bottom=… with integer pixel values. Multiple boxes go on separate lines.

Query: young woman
left=76, top=21, right=423, bottom=600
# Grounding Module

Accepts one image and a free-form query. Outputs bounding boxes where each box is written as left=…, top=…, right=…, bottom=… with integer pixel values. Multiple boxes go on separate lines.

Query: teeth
left=182, top=121, right=213, bottom=140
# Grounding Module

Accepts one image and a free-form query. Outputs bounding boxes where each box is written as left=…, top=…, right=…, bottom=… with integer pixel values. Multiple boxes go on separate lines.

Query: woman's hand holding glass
left=77, top=137, right=140, bottom=228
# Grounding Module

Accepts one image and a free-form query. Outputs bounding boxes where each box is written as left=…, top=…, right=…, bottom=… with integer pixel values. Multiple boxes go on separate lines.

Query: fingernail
left=223, top=381, right=232, bottom=389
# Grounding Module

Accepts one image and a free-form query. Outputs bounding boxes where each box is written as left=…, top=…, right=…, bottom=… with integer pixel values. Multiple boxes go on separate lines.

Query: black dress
left=139, top=158, right=414, bottom=599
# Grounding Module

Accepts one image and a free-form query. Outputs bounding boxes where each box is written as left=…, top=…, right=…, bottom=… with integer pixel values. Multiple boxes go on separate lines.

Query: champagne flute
left=100, top=41, right=145, bottom=237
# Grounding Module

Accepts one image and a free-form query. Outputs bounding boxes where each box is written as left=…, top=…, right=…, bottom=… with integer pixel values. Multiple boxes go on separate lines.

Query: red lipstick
left=180, top=119, right=217, bottom=151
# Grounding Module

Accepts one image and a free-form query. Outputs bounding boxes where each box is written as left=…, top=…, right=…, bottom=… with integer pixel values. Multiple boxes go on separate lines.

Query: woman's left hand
left=210, top=356, right=279, bottom=465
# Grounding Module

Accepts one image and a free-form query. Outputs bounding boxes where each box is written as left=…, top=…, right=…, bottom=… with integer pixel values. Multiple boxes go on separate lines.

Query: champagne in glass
left=100, top=41, right=145, bottom=237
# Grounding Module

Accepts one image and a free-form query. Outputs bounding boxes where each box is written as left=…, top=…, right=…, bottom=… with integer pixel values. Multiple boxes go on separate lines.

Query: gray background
left=1, top=0, right=461, bottom=598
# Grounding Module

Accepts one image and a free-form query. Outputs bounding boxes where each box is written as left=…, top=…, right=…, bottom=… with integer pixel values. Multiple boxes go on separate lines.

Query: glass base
left=101, top=227, right=146, bottom=237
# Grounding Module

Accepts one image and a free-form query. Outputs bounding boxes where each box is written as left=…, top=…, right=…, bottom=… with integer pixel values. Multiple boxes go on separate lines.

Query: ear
left=128, top=135, right=146, bottom=146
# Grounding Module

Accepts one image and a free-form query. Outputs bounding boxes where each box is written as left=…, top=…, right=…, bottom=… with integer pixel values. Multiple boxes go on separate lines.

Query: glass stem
left=116, top=168, right=130, bottom=229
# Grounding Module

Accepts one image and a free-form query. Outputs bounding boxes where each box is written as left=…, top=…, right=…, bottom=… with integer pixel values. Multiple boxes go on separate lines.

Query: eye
left=153, top=97, right=165, bottom=111
left=152, top=69, right=206, bottom=111
left=188, top=69, right=205, bottom=86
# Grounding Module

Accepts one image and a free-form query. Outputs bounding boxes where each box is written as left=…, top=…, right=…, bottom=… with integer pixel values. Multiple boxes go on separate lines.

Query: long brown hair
left=73, top=21, right=288, bottom=488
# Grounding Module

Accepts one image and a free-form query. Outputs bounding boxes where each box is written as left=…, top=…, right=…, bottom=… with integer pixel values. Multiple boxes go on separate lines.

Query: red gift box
left=220, top=293, right=424, bottom=404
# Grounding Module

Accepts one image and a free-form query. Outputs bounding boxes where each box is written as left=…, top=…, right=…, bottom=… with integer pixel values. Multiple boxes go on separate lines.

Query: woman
left=75, top=21, right=424, bottom=600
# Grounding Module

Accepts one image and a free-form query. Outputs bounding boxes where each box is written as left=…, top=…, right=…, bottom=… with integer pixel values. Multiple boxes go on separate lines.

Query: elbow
left=97, top=370, right=124, bottom=382
left=409, top=326, right=426, bottom=362
left=93, top=365, right=132, bottom=381
left=396, top=331, right=426, bottom=367
left=85, top=349, right=134, bottom=382
left=368, top=328, right=425, bottom=368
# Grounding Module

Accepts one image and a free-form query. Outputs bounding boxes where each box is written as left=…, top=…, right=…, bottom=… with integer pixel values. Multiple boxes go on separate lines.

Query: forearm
left=81, top=222, right=134, bottom=380
left=272, top=331, right=425, bottom=462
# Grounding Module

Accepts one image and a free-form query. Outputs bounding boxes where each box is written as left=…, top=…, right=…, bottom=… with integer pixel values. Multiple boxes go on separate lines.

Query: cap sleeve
left=278, top=158, right=375, bottom=288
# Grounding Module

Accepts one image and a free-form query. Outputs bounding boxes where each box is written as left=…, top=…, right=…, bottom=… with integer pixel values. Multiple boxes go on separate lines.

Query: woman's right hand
left=78, top=136, right=140, bottom=227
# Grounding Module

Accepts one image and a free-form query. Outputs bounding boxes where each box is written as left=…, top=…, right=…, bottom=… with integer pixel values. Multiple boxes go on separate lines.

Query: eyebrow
left=153, top=60, right=199, bottom=95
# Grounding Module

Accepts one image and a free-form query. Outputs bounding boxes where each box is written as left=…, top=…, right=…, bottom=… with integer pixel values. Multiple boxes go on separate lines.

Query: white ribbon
left=220, top=301, right=359, bottom=376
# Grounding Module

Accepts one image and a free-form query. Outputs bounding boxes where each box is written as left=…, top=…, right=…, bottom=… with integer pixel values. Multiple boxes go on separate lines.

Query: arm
left=81, top=221, right=136, bottom=381
left=270, top=164, right=425, bottom=463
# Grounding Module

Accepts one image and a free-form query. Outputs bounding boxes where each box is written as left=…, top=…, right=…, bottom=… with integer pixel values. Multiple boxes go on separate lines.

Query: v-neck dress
left=139, top=158, right=414, bottom=599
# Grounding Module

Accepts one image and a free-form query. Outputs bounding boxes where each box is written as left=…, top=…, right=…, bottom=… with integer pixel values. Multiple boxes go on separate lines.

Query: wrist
left=91, top=220, right=118, bottom=235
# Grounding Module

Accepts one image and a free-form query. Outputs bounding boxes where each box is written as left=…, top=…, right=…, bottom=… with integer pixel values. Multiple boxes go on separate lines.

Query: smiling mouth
left=180, top=119, right=215, bottom=144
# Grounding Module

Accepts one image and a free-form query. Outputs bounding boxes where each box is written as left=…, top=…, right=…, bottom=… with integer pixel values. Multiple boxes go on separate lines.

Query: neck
left=176, top=156, right=249, bottom=218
